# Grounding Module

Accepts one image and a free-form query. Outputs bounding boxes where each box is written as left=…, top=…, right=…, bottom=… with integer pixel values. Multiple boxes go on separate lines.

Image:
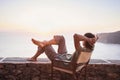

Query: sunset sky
left=0, top=0, right=120, bottom=35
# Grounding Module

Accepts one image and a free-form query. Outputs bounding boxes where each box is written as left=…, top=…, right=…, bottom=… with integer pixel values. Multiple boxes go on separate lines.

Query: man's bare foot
left=27, top=57, right=37, bottom=61
left=31, top=38, right=44, bottom=47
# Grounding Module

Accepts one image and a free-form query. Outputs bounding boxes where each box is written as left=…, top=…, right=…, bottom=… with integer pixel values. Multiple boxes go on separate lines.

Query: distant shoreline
left=97, top=31, right=120, bottom=44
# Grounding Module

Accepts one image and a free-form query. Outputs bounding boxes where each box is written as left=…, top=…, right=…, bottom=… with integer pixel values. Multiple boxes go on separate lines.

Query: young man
left=27, top=33, right=98, bottom=61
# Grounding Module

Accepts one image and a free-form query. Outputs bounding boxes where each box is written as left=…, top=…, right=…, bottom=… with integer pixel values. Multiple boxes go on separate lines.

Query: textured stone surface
left=0, top=57, right=120, bottom=80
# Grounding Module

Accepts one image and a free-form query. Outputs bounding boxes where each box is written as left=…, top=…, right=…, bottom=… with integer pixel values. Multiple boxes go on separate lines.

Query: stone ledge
left=0, top=57, right=120, bottom=80
left=0, top=57, right=51, bottom=64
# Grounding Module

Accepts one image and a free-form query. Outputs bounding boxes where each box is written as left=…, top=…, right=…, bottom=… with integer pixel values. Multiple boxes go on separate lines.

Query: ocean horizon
left=0, top=31, right=120, bottom=60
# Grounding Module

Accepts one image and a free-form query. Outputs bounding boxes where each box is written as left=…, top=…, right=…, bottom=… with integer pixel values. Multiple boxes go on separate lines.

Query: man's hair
left=84, top=33, right=95, bottom=38
left=84, top=33, right=95, bottom=50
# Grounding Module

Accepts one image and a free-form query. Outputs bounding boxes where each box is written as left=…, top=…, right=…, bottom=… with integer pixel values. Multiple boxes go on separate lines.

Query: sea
left=0, top=32, right=120, bottom=60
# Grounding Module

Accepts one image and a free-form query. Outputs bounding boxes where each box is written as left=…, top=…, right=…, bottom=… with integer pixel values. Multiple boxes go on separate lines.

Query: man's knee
left=73, top=33, right=78, bottom=39
left=54, top=35, right=65, bottom=42
left=59, top=35, right=65, bottom=41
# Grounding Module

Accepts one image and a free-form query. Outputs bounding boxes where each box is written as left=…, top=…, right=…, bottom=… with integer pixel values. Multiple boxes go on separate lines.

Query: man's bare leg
left=28, top=38, right=57, bottom=61
left=28, top=35, right=67, bottom=61
left=31, top=38, right=44, bottom=47
left=27, top=47, right=45, bottom=61
left=27, top=51, right=39, bottom=61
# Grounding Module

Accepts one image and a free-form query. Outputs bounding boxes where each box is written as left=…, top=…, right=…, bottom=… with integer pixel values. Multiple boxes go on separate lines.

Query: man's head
left=84, top=33, right=96, bottom=50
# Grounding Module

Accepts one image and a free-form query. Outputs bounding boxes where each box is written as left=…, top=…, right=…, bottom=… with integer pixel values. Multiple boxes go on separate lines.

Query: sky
left=0, top=0, right=120, bottom=35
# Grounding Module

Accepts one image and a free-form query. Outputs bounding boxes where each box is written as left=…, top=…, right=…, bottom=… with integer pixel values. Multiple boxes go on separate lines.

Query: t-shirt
left=55, top=47, right=93, bottom=61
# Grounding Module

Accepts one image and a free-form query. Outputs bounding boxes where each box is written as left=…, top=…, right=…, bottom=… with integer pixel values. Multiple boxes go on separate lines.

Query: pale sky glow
left=0, top=0, right=120, bottom=35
